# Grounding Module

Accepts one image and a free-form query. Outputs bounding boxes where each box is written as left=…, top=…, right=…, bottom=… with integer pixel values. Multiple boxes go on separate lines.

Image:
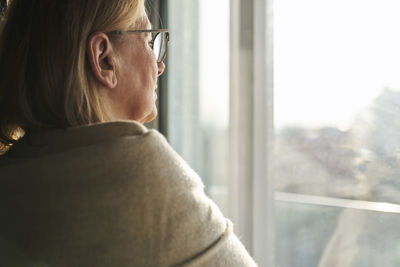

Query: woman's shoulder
left=3, top=120, right=203, bottom=189
left=0, top=121, right=257, bottom=266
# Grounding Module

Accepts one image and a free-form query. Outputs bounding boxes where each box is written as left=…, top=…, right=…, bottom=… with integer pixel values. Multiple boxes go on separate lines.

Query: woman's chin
left=142, top=108, right=157, bottom=124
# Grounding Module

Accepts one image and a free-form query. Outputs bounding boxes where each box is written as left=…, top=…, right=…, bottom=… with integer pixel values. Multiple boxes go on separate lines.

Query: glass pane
left=167, top=0, right=230, bottom=214
left=275, top=200, right=400, bottom=267
left=275, top=0, right=400, bottom=204
left=275, top=0, right=400, bottom=266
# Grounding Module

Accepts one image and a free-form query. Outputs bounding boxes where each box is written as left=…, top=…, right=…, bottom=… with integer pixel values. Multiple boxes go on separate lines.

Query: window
left=166, top=0, right=230, bottom=215
left=275, top=0, right=400, bottom=266
left=165, top=1, right=273, bottom=265
left=159, top=0, right=400, bottom=266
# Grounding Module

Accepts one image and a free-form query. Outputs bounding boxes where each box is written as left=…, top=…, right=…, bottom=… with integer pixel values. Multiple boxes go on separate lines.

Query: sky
left=274, top=0, right=400, bottom=130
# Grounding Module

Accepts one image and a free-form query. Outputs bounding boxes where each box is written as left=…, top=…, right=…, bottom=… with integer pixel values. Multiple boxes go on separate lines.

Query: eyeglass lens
left=153, top=32, right=168, bottom=62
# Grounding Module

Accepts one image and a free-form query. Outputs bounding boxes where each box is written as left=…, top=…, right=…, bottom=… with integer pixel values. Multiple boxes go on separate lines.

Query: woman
left=0, top=0, right=257, bottom=266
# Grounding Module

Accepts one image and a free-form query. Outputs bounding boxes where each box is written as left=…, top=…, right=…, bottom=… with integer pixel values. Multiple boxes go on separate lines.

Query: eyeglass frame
left=107, top=29, right=169, bottom=63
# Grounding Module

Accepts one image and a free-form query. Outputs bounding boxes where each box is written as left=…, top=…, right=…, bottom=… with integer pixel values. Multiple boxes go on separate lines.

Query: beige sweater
left=0, top=121, right=257, bottom=267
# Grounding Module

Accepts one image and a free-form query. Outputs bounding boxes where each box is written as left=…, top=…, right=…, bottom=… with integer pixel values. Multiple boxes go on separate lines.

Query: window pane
left=167, top=0, right=230, bottom=214
left=275, top=0, right=400, bottom=266
left=275, top=0, right=400, bottom=203
left=276, top=200, right=400, bottom=267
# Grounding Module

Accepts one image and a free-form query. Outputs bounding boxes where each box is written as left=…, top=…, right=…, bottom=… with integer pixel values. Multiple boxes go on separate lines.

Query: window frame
left=156, top=0, right=275, bottom=266
left=229, top=0, right=274, bottom=265
left=146, top=0, right=169, bottom=136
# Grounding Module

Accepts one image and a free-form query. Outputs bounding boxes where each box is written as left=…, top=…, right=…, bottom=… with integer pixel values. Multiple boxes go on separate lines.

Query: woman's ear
left=87, top=32, right=118, bottom=88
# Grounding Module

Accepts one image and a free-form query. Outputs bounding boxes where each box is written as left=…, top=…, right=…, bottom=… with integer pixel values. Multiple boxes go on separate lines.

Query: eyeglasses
left=107, top=29, right=169, bottom=63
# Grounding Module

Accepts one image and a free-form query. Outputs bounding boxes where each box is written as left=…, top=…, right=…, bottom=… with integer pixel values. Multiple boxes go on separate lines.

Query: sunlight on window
left=274, top=0, right=400, bottom=202
left=274, top=1, right=400, bottom=266
left=275, top=0, right=400, bottom=130
left=199, top=0, right=229, bottom=128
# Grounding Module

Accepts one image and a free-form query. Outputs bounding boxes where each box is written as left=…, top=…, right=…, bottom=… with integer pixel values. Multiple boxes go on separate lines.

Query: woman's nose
left=157, top=61, right=165, bottom=76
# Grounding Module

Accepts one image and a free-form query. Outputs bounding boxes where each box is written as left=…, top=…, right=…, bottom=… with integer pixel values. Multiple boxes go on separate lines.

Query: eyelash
left=148, top=40, right=154, bottom=49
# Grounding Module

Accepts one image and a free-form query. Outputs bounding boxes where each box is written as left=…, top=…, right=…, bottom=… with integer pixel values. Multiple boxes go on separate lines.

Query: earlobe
left=87, top=32, right=118, bottom=89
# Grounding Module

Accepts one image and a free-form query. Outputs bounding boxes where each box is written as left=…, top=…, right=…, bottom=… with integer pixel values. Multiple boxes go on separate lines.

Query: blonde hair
left=0, top=0, right=145, bottom=153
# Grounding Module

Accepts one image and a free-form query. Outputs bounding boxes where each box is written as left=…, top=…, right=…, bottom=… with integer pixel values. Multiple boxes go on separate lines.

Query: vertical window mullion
left=253, top=0, right=274, bottom=265
left=229, top=0, right=255, bottom=254
left=229, top=0, right=274, bottom=265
